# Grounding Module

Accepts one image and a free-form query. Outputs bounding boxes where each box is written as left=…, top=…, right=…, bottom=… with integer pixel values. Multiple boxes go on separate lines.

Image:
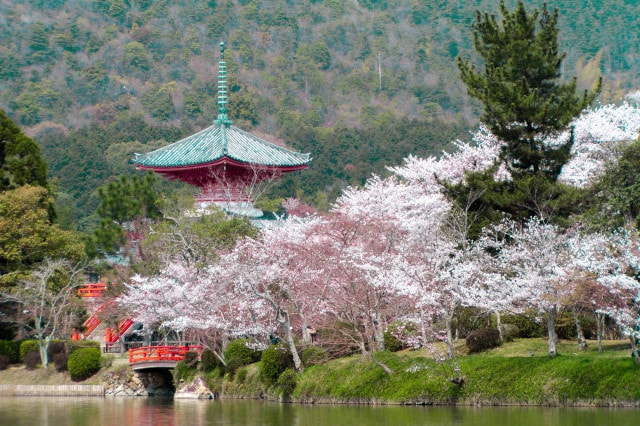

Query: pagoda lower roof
left=134, top=123, right=311, bottom=169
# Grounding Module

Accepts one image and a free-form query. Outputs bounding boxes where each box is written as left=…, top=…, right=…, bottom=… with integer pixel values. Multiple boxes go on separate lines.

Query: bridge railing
left=78, top=283, right=107, bottom=298
left=128, top=345, right=204, bottom=365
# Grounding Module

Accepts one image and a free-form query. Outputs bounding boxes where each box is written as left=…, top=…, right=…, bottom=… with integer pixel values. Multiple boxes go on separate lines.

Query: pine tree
left=458, top=1, right=600, bottom=181
left=450, top=1, right=600, bottom=231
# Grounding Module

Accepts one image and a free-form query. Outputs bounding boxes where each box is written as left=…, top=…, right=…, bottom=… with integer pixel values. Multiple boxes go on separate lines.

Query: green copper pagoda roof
left=134, top=42, right=311, bottom=170
left=134, top=124, right=311, bottom=169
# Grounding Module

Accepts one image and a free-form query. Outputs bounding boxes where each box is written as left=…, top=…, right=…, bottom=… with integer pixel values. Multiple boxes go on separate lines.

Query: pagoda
left=134, top=42, right=311, bottom=217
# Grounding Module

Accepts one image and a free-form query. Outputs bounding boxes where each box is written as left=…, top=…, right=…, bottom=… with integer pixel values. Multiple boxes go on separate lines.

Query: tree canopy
left=0, top=109, right=48, bottom=191
left=451, top=2, right=601, bottom=229
left=458, top=1, right=600, bottom=181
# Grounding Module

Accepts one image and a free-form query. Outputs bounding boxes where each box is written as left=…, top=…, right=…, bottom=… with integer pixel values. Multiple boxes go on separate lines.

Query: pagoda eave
left=136, top=156, right=309, bottom=174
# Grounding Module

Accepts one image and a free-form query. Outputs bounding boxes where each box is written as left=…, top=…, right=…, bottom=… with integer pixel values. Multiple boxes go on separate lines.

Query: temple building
left=134, top=42, right=311, bottom=217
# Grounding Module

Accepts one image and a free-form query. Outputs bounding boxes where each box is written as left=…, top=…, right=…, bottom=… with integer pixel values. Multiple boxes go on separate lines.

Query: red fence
left=78, top=283, right=107, bottom=298
left=128, top=345, right=204, bottom=366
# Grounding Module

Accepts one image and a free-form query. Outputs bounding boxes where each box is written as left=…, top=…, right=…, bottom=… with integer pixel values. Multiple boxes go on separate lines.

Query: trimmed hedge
left=24, top=351, right=41, bottom=370
left=67, top=347, right=101, bottom=381
left=19, top=340, right=40, bottom=362
left=0, top=340, right=22, bottom=364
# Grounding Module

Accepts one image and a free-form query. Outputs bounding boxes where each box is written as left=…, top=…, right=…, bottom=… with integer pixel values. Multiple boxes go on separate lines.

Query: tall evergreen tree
left=451, top=2, right=600, bottom=231
left=458, top=1, right=600, bottom=181
left=0, top=109, right=49, bottom=191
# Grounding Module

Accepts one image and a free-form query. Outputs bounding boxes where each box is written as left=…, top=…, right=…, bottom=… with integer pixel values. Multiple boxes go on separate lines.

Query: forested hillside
left=1, top=0, right=637, bottom=228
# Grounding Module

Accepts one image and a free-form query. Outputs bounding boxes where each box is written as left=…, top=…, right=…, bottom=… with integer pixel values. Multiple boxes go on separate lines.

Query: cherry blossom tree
left=222, top=216, right=326, bottom=372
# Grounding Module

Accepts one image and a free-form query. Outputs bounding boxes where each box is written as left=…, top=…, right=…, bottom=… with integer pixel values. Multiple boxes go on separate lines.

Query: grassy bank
left=291, top=339, right=639, bottom=406
left=1, top=339, right=638, bottom=406
left=209, top=338, right=640, bottom=406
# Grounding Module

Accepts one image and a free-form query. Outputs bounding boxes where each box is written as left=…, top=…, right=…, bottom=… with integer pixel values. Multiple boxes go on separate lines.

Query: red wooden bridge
left=128, top=345, right=203, bottom=371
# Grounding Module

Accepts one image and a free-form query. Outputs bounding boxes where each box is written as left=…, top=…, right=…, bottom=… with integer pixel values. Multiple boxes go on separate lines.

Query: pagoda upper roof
left=133, top=123, right=311, bottom=170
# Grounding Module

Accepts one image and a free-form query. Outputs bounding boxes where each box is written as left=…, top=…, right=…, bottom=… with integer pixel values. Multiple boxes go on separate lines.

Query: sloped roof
left=133, top=123, right=311, bottom=169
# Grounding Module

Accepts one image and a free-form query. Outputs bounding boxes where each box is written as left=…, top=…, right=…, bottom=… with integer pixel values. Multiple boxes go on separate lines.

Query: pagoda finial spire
left=214, top=42, right=232, bottom=127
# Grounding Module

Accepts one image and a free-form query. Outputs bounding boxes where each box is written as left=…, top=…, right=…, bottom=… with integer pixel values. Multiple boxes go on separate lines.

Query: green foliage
left=383, top=331, right=404, bottom=353
left=141, top=83, right=176, bottom=120
left=301, top=346, right=328, bottom=367
left=235, top=367, right=248, bottom=383
left=0, top=186, right=86, bottom=287
left=458, top=1, right=600, bottom=180
left=588, top=139, right=640, bottom=229
left=67, top=347, right=101, bottom=381
left=500, top=323, right=519, bottom=343
left=123, top=41, right=150, bottom=71
left=502, top=312, right=544, bottom=338
left=94, top=172, right=161, bottom=254
left=19, top=340, right=40, bottom=362
left=0, top=109, right=48, bottom=190
left=0, top=340, right=22, bottom=364
left=200, top=349, right=219, bottom=372
left=174, top=360, right=198, bottom=383
left=259, top=344, right=294, bottom=387
left=276, top=368, right=297, bottom=396
left=224, top=339, right=261, bottom=377
left=454, top=1, right=600, bottom=229
left=465, top=328, right=502, bottom=353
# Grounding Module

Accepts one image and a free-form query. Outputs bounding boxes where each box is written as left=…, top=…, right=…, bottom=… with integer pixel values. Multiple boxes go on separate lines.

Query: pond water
left=1, top=397, right=639, bottom=425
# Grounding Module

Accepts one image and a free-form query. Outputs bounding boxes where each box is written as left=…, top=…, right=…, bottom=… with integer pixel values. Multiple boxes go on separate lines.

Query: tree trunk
left=572, top=308, right=588, bottom=351
left=546, top=307, right=559, bottom=357
left=39, top=336, right=51, bottom=369
left=278, top=309, right=304, bottom=372
left=595, top=312, right=605, bottom=352
left=372, top=309, right=385, bottom=351
left=630, top=334, right=640, bottom=365
left=367, top=351, right=393, bottom=375
left=495, top=310, right=503, bottom=341
left=444, top=312, right=464, bottom=384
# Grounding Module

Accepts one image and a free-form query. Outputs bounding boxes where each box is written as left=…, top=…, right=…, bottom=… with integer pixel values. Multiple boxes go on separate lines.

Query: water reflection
left=1, top=397, right=639, bottom=426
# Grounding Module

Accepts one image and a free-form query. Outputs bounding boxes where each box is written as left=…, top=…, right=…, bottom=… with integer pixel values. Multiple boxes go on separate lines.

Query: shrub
left=259, top=344, right=294, bottom=387
left=0, top=340, right=22, bottom=364
left=174, top=360, right=197, bottom=383
left=466, top=328, right=502, bottom=353
left=53, top=352, right=68, bottom=372
left=224, top=339, right=261, bottom=365
left=455, top=306, right=491, bottom=338
left=200, top=349, right=218, bottom=372
left=0, top=355, right=10, bottom=370
left=502, top=313, right=543, bottom=338
left=301, top=346, right=327, bottom=367
left=500, top=323, right=520, bottom=343
left=276, top=368, right=297, bottom=396
left=223, top=339, right=261, bottom=376
left=19, top=340, right=40, bottom=362
left=67, top=347, right=101, bottom=381
left=24, top=350, right=41, bottom=370
left=48, top=341, right=66, bottom=359
left=383, top=331, right=404, bottom=352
